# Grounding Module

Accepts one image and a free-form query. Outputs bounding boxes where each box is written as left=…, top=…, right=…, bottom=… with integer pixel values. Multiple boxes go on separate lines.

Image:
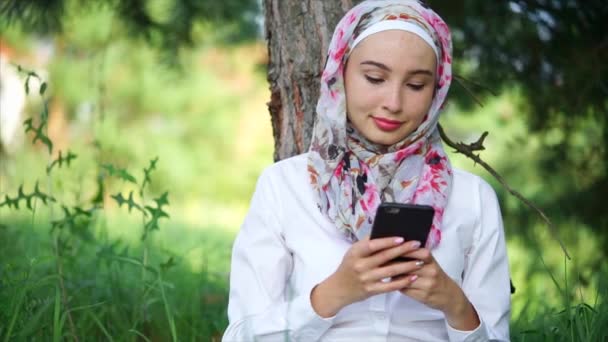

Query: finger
left=407, top=263, right=441, bottom=280
left=361, top=260, right=424, bottom=283
left=367, top=240, right=422, bottom=268
left=353, top=236, right=406, bottom=258
left=366, top=272, right=419, bottom=294
left=400, top=274, right=431, bottom=291
left=402, top=247, right=434, bottom=263
left=399, top=287, right=428, bottom=302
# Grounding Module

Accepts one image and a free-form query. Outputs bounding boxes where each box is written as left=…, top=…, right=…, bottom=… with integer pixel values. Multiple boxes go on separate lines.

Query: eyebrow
left=360, top=60, right=434, bottom=76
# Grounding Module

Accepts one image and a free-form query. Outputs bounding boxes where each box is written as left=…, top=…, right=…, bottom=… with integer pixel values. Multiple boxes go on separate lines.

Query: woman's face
left=344, top=30, right=437, bottom=146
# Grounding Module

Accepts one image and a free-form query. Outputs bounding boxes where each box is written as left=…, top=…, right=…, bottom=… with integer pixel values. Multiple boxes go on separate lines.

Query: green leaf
left=155, top=191, right=169, bottom=207
left=25, top=75, right=30, bottom=94
left=47, top=150, right=78, bottom=174
left=111, top=191, right=144, bottom=214
left=40, top=82, right=47, bottom=96
left=23, top=117, right=53, bottom=154
left=141, top=192, right=170, bottom=240
left=102, top=164, right=137, bottom=184
left=41, top=101, right=49, bottom=123
left=141, top=157, right=159, bottom=192
left=23, top=118, right=34, bottom=132
left=50, top=206, right=97, bottom=241
left=160, top=257, right=177, bottom=271
left=0, top=182, right=56, bottom=211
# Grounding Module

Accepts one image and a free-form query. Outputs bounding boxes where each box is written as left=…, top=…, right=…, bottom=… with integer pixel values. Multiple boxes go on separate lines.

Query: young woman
left=223, top=1, right=511, bottom=341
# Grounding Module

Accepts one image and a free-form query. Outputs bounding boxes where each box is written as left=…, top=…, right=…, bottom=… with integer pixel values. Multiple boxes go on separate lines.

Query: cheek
left=410, top=90, right=435, bottom=120
left=345, top=79, right=378, bottom=116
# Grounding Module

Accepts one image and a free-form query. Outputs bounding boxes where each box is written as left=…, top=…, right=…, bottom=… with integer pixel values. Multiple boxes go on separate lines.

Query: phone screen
left=370, top=203, right=435, bottom=259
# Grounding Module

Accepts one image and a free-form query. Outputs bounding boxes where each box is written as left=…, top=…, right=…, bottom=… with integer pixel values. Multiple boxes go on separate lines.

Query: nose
left=382, top=84, right=402, bottom=114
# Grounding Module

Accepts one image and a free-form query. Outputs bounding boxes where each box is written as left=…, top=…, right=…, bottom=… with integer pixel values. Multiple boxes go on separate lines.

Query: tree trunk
left=264, top=0, right=354, bottom=161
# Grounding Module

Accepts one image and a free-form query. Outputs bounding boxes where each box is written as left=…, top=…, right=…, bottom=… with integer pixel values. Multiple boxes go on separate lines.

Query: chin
left=368, top=133, right=403, bottom=146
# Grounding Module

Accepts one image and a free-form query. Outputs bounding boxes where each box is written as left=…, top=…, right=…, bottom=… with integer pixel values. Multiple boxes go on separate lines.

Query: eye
left=364, top=75, right=384, bottom=84
left=407, top=83, right=425, bottom=91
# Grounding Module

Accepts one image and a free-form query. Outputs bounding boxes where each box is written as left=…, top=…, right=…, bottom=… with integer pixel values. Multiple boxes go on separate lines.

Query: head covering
left=351, top=19, right=439, bottom=60
left=307, top=0, right=453, bottom=248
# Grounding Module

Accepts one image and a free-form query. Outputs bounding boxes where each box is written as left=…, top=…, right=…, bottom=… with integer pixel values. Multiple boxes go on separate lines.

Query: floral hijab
left=308, top=0, right=453, bottom=248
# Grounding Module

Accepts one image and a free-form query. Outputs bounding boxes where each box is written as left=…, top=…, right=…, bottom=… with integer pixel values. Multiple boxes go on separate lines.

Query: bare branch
left=453, top=75, right=486, bottom=108
left=438, top=124, right=571, bottom=259
left=453, top=74, right=499, bottom=97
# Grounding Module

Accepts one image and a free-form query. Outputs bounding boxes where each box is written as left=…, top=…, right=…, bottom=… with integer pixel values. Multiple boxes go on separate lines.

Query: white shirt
left=223, top=153, right=511, bottom=342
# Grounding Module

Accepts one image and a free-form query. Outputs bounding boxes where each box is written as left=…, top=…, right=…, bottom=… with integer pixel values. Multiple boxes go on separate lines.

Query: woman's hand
left=399, top=248, right=480, bottom=331
left=311, top=236, right=424, bottom=317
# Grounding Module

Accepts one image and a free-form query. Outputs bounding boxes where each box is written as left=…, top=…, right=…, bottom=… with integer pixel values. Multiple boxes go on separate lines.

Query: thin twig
left=438, top=124, right=571, bottom=259
left=454, top=74, right=499, bottom=97
left=453, top=75, right=485, bottom=108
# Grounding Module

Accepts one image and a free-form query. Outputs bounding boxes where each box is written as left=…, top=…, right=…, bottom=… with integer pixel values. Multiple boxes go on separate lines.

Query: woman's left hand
left=399, top=247, right=481, bottom=331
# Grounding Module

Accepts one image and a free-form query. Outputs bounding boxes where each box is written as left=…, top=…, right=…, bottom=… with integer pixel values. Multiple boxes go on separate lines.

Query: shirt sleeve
left=445, top=179, right=511, bottom=341
left=222, top=169, right=335, bottom=342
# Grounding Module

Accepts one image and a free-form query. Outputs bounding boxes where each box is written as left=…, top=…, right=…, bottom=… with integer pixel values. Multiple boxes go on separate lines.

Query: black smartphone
left=370, top=203, right=435, bottom=261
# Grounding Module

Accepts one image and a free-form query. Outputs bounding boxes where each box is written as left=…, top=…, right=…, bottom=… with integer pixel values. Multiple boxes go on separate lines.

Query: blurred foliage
left=426, top=0, right=608, bottom=117
left=9, top=0, right=601, bottom=246
left=0, top=0, right=260, bottom=46
left=441, top=90, right=607, bottom=321
left=0, top=1, right=273, bottom=251
left=0, top=212, right=234, bottom=340
left=0, top=0, right=607, bottom=340
left=425, top=0, right=608, bottom=247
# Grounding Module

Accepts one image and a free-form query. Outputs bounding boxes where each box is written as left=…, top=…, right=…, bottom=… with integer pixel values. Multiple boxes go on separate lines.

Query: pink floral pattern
left=308, top=0, right=453, bottom=248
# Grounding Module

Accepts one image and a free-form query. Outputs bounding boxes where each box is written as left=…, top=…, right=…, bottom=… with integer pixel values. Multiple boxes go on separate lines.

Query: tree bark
left=264, top=0, right=354, bottom=161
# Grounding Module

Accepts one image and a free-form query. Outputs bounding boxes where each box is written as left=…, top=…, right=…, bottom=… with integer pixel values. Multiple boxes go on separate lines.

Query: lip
left=371, top=116, right=403, bottom=132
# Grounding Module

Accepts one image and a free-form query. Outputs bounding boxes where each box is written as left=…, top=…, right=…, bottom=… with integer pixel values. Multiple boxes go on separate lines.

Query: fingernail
left=395, top=237, right=404, bottom=244
left=410, top=275, right=418, bottom=282
left=411, top=241, right=421, bottom=248
left=415, top=260, right=424, bottom=267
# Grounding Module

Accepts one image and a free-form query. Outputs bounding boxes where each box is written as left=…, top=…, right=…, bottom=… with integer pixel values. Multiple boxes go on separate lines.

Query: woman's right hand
left=310, top=236, right=423, bottom=317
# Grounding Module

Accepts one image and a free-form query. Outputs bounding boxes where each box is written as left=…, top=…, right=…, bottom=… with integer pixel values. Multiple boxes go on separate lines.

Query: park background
left=0, top=0, right=606, bottom=341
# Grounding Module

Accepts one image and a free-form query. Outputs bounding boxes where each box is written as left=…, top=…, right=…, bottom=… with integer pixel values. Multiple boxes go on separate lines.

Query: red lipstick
left=372, top=116, right=403, bottom=132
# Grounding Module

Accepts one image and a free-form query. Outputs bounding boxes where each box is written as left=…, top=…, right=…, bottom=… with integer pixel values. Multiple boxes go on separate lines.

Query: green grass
left=0, top=210, right=234, bottom=341
left=1, top=208, right=607, bottom=341
left=512, top=297, right=608, bottom=341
